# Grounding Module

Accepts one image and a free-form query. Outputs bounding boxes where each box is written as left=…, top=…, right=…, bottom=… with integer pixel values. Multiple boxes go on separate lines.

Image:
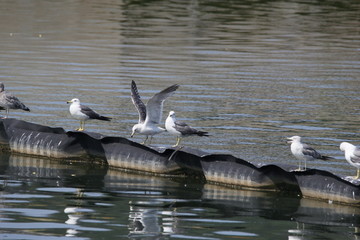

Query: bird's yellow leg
left=172, top=136, right=178, bottom=147
left=2, top=109, right=9, bottom=119
left=294, top=159, right=302, bottom=171
left=172, top=136, right=182, bottom=147
left=354, top=169, right=360, bottom=180
left=75, top=121, right=81, bottom=131
left=141, top=136, right=148, bottom=145
left=148, top=136, right=153, bottom=145
left=77, top=121, right=85, bottom=131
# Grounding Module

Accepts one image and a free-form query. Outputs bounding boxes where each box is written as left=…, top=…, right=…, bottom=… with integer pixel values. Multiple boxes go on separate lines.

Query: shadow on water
left=0, top=155, right=359, bottom=239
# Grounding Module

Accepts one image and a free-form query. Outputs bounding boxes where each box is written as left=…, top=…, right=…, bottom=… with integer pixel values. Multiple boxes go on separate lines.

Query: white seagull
left=340, top=142, right=360, bottom=179
left=287, top=136, right=332, bottom=171
left=130, top=80, right=179, bottom=145
left=66, top=98, right=111, bottom=131
left=0, top=82, right=30, bottom=118
left=165, top=111, right=209, bottom=147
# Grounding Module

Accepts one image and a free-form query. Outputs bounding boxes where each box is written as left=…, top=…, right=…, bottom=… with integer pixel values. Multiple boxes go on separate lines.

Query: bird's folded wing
left=80, top=105, right=101, bottom=119
left=302, top=144, right=322, bottom=159
left=351, top=147, right=360, bottom=163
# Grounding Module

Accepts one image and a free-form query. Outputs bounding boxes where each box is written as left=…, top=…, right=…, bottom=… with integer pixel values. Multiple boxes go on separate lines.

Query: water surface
left=0, top=0, right=360, bottom=239
left=1, top=155, right=359, bottom=239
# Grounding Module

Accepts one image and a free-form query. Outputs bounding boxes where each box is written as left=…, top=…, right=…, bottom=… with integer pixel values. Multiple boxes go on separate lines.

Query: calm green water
left=1, top=155, right=359, bottom=239
left=0, top=0, right=360, bottom=239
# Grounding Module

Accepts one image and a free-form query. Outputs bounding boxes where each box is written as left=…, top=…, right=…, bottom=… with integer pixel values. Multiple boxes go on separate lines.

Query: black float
left=0, top=118, right=358, bottom=205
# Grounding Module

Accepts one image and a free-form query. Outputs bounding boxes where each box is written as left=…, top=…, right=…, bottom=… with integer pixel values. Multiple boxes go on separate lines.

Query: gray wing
left=80, top=105, right=102, bottom=119
left=145, top=84, right=179, bottom=124
left=173, top=121, right=196, bottom=135
left=4, top=93, right=30, bottom=111
left=302, top=144, right=322, bottom=159
left=131, top=80, right=146, bottom=124
left=173, top=120, right=210, bottom=137
left=350, top=146, right=360, bottom=163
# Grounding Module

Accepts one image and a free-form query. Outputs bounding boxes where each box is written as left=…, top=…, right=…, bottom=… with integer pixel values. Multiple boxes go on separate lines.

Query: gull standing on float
left=165, top=111, right=209, bottom=147
left=0, top=82, right=30, bottom=118
left=67, top=98, right=111, bottom=131
left=287, top=136, right=332, bottom=170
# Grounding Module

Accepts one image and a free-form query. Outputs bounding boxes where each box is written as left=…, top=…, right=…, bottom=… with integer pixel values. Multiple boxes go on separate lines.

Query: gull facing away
left=130, top=80, right=179, bottom=145
left=67, top=98, right=111, bottom=131
left=0, top=82, right=30, bottom=118
left=165, top=111, right=209, bottom=147
left=340, top=142, right=360, bottom=179
left=287, top=136, right=332, bottom=171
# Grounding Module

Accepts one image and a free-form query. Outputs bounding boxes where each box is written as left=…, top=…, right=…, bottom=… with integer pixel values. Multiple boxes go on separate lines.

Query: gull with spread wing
left=130, top=80, right=179, bottom=144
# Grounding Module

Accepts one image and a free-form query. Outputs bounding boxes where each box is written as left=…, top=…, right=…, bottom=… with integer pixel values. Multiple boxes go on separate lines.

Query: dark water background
left=0, top=0, right=360, bottom=239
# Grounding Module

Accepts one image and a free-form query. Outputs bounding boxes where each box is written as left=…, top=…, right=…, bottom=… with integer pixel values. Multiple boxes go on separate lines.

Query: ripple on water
left=0, top=222, right=110, bottom=232
left=0, top=233, right=88, bottom=240
left=36, top=187, right=81, bottom=194
left=182, top=218, right=244, bottom=224
left=281, top=125, right=334, bottom=131
left=64, top=207, right=95, bottom=214
left=214, top=230, right=258, bottom=237
left=0, top=208, right=58, bottom=217
left=2, top=193, right=52, bottom=199
left=169, top=235, right=220, bottom=240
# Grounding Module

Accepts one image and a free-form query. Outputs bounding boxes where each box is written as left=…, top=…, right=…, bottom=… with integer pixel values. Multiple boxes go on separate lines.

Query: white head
left=340, top=142, right=355, bottom=152
left=67, top=98, right=80, bottom=105
left=287, top=136, right=301, bottom=144
left=168, top=111, right=176, bottom=118
left=131, top=123, right=141, bottom=137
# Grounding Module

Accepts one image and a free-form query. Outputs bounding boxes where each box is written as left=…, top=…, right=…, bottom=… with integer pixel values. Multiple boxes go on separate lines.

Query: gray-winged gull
left=67, top=98, right=111, bottom=131
left=0, top=82, right=30, bottom=118
left=287, top=136, right=332, bottom=171
left=340, top=142, right=360, bottom=179
left=165, top=111, right=209, bottom=147
left=130, top=80, right=179, bottom=145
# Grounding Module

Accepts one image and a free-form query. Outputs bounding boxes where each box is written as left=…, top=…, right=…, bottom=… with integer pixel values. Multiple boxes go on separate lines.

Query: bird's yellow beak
left=66, top=100, right=72, bottom=104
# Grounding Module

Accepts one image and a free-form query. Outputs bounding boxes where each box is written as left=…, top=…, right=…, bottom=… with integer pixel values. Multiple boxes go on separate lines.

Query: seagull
left=0, top=82, right=30, bottom=118
left=66, top=98, right=111, bottom=131
left=165, top=111, right=209, bottom=147
left=340, top=142, right=360, bottom=179
left=130, top=80, right=179, bottom=145
left=287, top=136, right=333, bottom=171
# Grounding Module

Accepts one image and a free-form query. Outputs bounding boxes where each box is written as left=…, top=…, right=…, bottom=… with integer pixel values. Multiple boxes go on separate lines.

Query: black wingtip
left=99, top=116, right=111, bottom=121
left=131, top=80, right=137, bottom=92
left=321, top=155, right=333, bottom=161
left=171, top=84, right=180, bottom=91
left=197, top=131, right=209, bottom=137
left=131, top=80, right=141, bottom=100
left=162, top=84, right=180, bottom=94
